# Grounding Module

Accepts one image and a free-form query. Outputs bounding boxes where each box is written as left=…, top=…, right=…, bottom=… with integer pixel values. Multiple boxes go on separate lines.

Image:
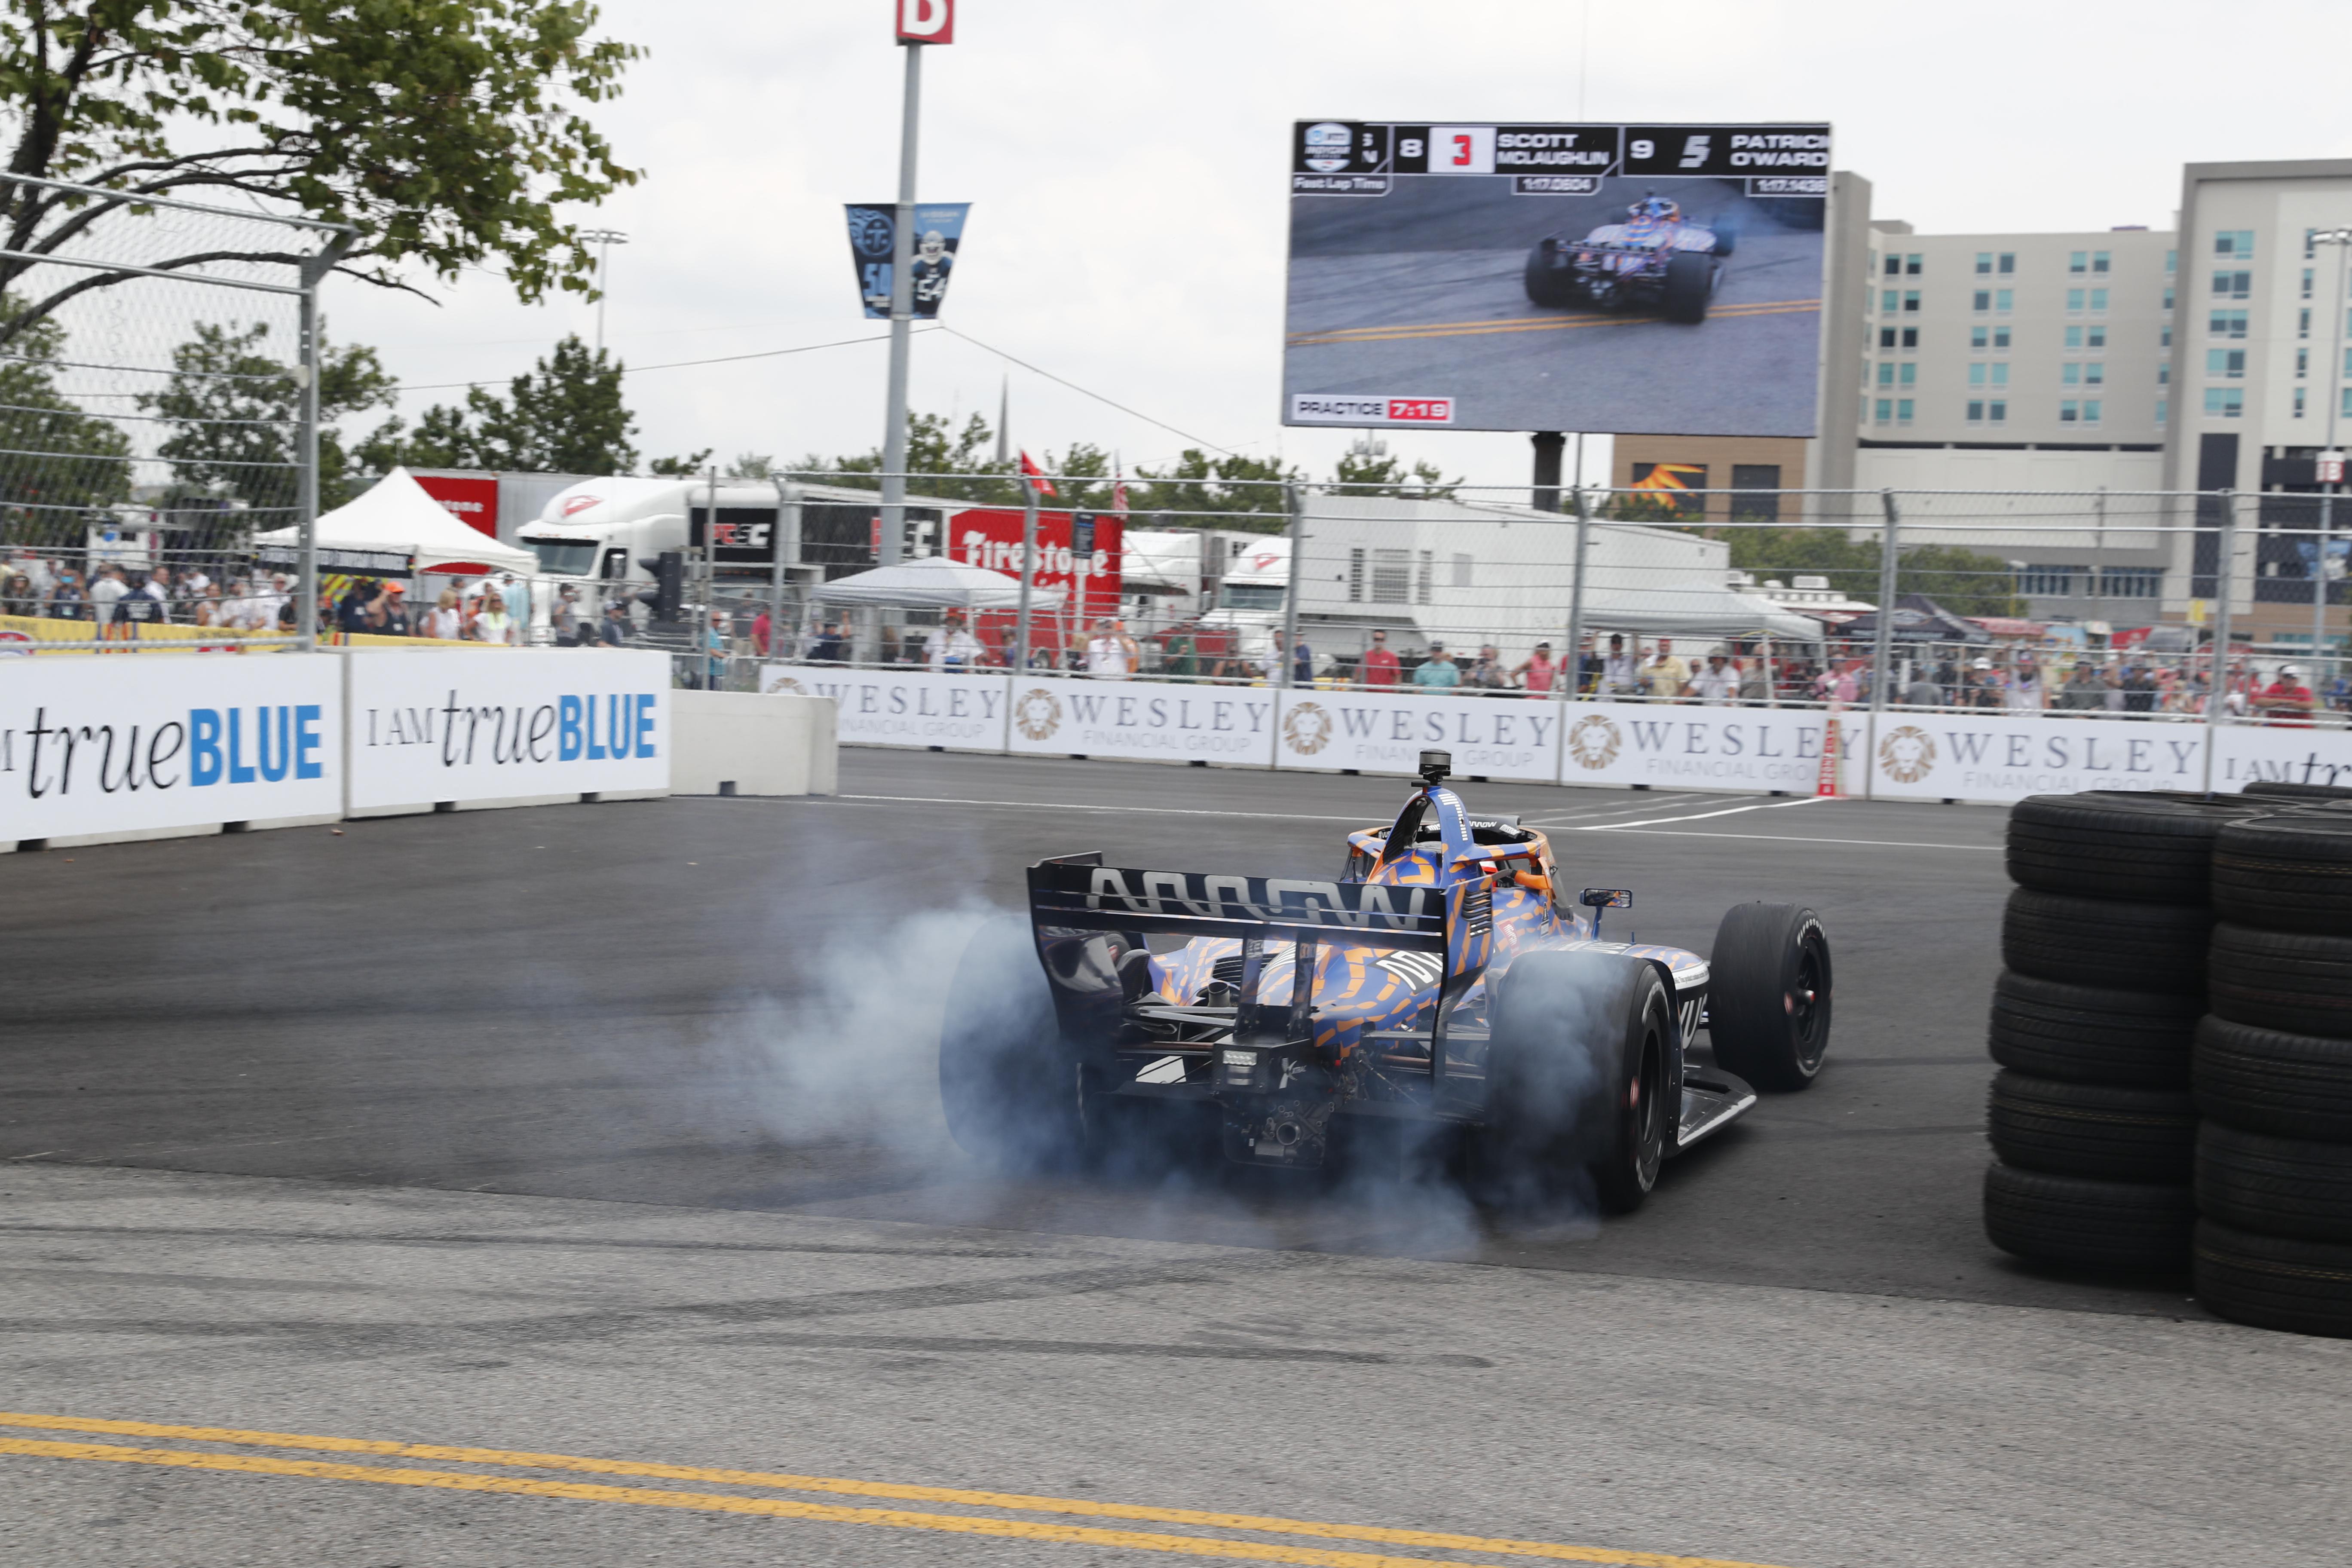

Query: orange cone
left=1816, top=701, right=1844, bottom=799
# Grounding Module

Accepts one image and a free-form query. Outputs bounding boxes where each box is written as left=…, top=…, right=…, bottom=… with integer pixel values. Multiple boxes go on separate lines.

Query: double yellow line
left=0, top=1410, right=1792, bottom=1568
left=1288, top=300, right=1821, bottom=349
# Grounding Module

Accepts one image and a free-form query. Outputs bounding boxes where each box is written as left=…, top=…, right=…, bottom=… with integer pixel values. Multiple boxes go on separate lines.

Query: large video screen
left=1283, top=122, right=1831, bottom=438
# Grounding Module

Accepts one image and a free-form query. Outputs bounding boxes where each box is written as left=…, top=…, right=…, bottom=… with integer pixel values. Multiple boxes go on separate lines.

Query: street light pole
left=2312, top=227, right=2352, bottom=695
left=582, top=228, right=628, bottom=358
left=879, top=42, right=922, bottom=568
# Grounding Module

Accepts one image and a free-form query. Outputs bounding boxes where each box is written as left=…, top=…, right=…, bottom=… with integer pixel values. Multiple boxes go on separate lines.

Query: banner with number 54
left=845, top=202, right=971, bottom=319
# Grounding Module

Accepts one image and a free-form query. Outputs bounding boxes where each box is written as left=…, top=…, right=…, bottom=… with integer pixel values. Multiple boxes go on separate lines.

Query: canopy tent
left=1577, top=579, right=1825, bottom=642
left=1838, top=593, right=1994, bottom=646
left=253, top=467, right=538, bottom=575
left=814, top=555, right=1066, bottom=611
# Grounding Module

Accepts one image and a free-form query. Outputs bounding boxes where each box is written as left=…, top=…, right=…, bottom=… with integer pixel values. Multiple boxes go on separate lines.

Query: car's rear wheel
left=1661, top=251, right=1714, bottom=323
left=1708, top=903, right=1832, bottom=1091
left=1482, top=949, right=1672, bottom=1213
left=1523, top=241, right=1575, bottom=308
left=939, top=916, right=1079, bottom=1170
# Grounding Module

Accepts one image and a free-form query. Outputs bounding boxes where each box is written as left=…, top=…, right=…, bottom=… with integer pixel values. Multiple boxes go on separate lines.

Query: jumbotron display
left=1282, top=121, right=1831, bottom=438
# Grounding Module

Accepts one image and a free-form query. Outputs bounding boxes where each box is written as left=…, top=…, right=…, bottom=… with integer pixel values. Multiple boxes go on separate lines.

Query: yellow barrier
left=0, top=615, right=490, bottom=654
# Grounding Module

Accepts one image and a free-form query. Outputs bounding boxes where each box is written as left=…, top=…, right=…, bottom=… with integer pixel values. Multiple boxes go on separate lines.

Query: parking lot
left=3, top=750, right=2346, bottom=1567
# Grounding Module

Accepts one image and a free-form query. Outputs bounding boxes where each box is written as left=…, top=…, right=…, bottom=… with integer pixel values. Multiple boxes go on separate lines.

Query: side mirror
left=1580, top=888, right=1633, bottom=909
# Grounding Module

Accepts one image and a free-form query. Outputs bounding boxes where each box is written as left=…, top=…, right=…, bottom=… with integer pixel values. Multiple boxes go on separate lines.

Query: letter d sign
left=897, top=0, right=953, bottom=43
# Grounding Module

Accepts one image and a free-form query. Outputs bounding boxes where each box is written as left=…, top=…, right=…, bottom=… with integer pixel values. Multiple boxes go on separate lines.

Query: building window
left=1875, top=398, right=1892, bottom=423
left=2305, top=268, right=2317, bottom=300
left=2163, top=286, right=2175, bottom=312
left=1999, top=252, right=2015, bottom=273
left=2162, top=323, right=2173, bottom=348
left=2296, top=387, right=2307, bottom=418
left=2211, top=309, right=2249, bottom=338
left=1975, top=252, right=1993, bottom=274
left=1729, top=465, right=1782, bottom=522
left=1968, top=362, right=2009, bottom=388
left=1971, top=326, right=1989, bottom=349
left=1900, top=325, right=1918, bottom=349
left=2300, top=309, right=2312, bottom=340
left=1348, top=548, right=1365, bottom=602
left=1874, top=399, right=1913, bottom=426
left=2158, top=363, right=2169, bottom=385
left=2100, top=568, right=2163, bottom=599
left=2156, top=398, right=2167, bottom=425
left=1881, top=289, right=1899, bottom=314
left=2070, top=250, right=2087, bottom=274
left=2343, top=385, right=2352, bottom=421
left=2212, top=270, right=2253, bottom=300
left=2166, top=248, right=2178, bottom=274
left=1371, top=548, right=1410, bottom=604
left=2064, top=325, right=2082, bottom=350
left=1997, top=288, right=2012, bottom=312
left=1883, top=253, right=1899, bottom=277
left=1897, top=398, right=1914, bottom=423
left=2061, top=400, right=2081, bottom=423
left=1987, top=400, right=2007, bottom=423
left=2207, top=349, right=2246, bottom=378
left=2061, top=363, right=2106, bottom=386
left=1415, top=549, right=1433, bottom=605
left=2083, top=399, right=2102, bottom=424
left=2086, top=325, right=2107, bottom=348
left=1905, top=254, right=1922, bottom=276
left=2090, top=288, right=2108, bottom=312
left=2215, top=230, right=2255, bottom=259
left=1878, top=326, right=1896, bottom=349
left=2092, top=251, right=2110, bottom=274
left=1900, top=290, right=1920, bottom=313
left=2068, top=288, right=2084, bottom=312
left=1901, top=361, right=1917, bottom=386
left=1966, top=400, right=1985, bottom=422
left=2205, top=387, right=2244, bottom=418
left=1972, top=290, right=1990, bottom=312
left=2298, top=347, right=2310, bottom=377
left=2016, top=565, right=2080, bottom=597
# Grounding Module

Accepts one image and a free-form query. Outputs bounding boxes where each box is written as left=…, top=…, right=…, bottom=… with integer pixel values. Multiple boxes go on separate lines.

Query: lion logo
left=761, top=673, right=807, bottom=696
left=1878, top=724, right=1936, bottom=784
left=1014, top=686, right=1062, bottom=741
left=1282, top=701, right=1333, bottom=756
left=1565, top=713, right=1622, bottom=770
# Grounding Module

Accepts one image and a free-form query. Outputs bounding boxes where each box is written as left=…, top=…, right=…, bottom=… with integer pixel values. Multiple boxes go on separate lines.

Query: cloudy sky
left=327, top=0, right=2351, bottom=492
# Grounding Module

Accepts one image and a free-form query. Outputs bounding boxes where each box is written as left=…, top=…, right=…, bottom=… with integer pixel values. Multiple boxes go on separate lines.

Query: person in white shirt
left=1084, top=616, right=1137, bottom=679
left=1691, top=652, right=1739, bottom=705
left=471, top=589, right=513, bottom=644
left=928, top=610, right=987, bottom=671
left=89, top=564, right=129, bottom=641
left=1600, top=633, right=1642, bottom=696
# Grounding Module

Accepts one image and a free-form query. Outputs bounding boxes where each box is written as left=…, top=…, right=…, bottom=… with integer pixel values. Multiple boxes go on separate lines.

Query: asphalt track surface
left=3, top=751, right=2347, bottom=1566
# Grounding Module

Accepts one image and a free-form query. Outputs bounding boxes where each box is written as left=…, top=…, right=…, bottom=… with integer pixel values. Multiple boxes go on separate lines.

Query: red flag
left=1019, top=450, right=1057, bottom=498
left=1111, top=461, right=1130, bottom=516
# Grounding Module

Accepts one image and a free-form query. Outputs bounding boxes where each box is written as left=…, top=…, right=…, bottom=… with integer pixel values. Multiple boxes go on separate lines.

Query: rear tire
left=1523, top=242, right=1575, bottom=308
left=1982, top=1161, right=2192, bottom=1273
left=1483, top=949, right=1671, bottom=1214
left=938, top=916, right=1079, bottom=1170
left=1660, top=251, right=1714, bottom=324
left=1708, top=902, right=1831, bottom=1091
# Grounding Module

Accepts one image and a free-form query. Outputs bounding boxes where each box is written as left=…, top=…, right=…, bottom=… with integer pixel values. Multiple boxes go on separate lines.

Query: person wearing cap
left=1084, top=616, right=1137, bottom=679
left=1691, top=651, right=1738, bottom=706
left=378, top=582, right=413, bottom=637
left=1412, top=640, right=1459, bottom=688
left=1964, top=655, right=2003, bottom=708
left=929, top=609, right=987, bottom=672
left=2254, top=664, right=2316, bottom=726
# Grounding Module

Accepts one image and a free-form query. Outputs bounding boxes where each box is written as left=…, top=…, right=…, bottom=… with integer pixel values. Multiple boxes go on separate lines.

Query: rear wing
left=1027, top=853, right=1443, bottom=952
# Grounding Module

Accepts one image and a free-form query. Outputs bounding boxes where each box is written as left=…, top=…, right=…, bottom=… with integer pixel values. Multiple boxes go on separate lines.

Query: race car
left=940, top=750, right=1831, bottom=1210
left=1522, top=192, right=1735, bottom=325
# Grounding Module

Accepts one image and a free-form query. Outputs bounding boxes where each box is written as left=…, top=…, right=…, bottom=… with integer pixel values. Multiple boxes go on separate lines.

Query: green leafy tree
left=1724, top=527, right=2022, bottom=619
left=0, top=299, right=129, bottom=543
left=374, top=334, right=637, bottom=475
left=796, top=410, right=1020, bottom=503
left=0, top=0, right=641, bottom=349
left=723, top=452, right=774, bottom=480
left=1329, top=450, right=1457, bottom=499
left=648, top=448, right=715, bottom=478
left=1130, top=449, right=1300, bottom=530
left=139, top=319, right=396, bottom=511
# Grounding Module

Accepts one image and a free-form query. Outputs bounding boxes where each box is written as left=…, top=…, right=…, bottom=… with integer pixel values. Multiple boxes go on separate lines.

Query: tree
left=373, top=334, right=638, bottom=475
left=796, top=410, right=1020, bottom=504
left=1329, top=450, right=1457, bottom=499
left=0, top=0, right=641, bottom=350
left=0, top=297, right=129, bottom=543
left=648, top=449, right=714, bottom=478
left=1130, top=449, right=1300, bottom=529
left=723, top=452, right=775, bottom=480
left=139, top=319, right=395, bottom=510
left=1723, top=527, right=2023, bottom=619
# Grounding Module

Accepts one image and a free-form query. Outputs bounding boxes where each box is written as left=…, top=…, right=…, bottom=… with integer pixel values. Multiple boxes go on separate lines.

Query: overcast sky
left=326, top=0, right=2351, bottom=493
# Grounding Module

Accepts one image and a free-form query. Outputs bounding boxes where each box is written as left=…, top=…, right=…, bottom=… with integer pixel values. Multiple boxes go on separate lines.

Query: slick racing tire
left=2213, top=808, right=2352, bottom=936
left=2195, top=1220, right=2352, bottom=1338
left=1523, top=242, right=1576, bottom=309
left=2208, top=924, right=2352, bottom=1038
left=2000, top=888, right=2211, bottom=994
left=1985, top=1070, right=2196, bottom=1183
left=1660, top=251, right=1714, bottom=324
left=2007, top=791, right=2268, bottom=905
left=2196, top=1123, right=2352, bottom=1245
left=1987, top=971, right=2198, bottom=1088
left=1484, top=949, right=1672, bottom=1214
left=2194, top=1014, right=2352, bottom=1141
left=1707, top=902, right=1831, bottom=1092
left=1982, top=1161, right=2193, bottom=1274
left=2243, top=779, right=2352, bottom=801
left=938, top=916, right=1079, bottom=1171
left=1705, top=220, right=1738, bottom=258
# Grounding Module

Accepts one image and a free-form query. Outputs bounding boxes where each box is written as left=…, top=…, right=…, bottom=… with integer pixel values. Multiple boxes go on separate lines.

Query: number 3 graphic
left=1451, top=134, right=1473, bottom=166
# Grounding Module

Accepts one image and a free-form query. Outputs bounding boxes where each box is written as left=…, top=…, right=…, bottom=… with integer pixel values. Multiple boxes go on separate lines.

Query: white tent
left=254, top=467, right=538, bottom=575
left=814, top=555, right=1066, bottom=610
left=1579, top=580, right=1825, bottom=642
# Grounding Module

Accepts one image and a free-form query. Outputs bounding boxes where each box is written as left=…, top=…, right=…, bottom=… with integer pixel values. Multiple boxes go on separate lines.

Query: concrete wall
left=669, top=691, right=838, bottom=797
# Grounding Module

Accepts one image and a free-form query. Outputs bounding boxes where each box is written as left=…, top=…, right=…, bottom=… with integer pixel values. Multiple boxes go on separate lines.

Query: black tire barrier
left=2208, top=924, right=2352, bottom=1040
left=1988, top=971, right=2198, bottom=1088
left=2001, top=887, right=2213, bottom=995
left=2196, top=1123, right=2352, bottom=1245
left=1983, top=1161, right=2193, bottom=1273
left=2213, top=807, right=2352, bottom=937
left=2243, top=779, right=2352, bottom=801
left=2006, top=791, right=2269, bottom=905
left=2193, top=1014, right=2352, bottom=1141
left=2194, top=1219, right=2352, bottom=1338
left=1987, top=1070, right=2196, bottom=1182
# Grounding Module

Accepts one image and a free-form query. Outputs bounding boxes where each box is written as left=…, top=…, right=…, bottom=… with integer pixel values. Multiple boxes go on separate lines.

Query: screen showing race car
left=1282, top=122, right=1831, bottom=438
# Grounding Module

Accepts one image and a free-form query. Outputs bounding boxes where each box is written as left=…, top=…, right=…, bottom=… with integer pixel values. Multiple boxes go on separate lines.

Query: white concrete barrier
left=671, top=690, right=838, bottom=796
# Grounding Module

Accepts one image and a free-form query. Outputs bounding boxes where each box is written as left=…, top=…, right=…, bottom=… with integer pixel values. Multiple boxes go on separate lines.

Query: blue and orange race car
left=943, top=750, right=1831, bottom=1210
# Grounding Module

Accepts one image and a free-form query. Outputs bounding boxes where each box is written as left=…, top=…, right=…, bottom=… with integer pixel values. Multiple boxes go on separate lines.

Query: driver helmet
left=1632, top=193, right=1679, bottom=221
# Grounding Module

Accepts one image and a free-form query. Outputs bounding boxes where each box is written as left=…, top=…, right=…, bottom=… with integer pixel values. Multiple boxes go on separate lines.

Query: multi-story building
left=1618, top=157, right=2352, bottom=646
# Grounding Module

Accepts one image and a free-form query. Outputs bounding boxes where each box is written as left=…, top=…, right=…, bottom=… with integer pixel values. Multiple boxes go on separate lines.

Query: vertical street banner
left=845, top=202, right=972, bottom=319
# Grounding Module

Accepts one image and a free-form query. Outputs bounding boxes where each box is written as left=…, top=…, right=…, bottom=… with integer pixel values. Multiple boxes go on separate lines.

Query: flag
left=1111, top=456, right=1130, bottom=516
left=1020, top=450, right=1057, bottom=498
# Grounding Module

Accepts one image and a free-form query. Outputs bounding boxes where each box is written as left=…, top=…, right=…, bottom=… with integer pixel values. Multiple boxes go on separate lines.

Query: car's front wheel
left=1709, top=902, right=1832, bottom=1090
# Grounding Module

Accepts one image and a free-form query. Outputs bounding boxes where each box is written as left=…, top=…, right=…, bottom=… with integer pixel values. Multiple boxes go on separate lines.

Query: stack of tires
left=2195, top=796, right=2352, bottom=1335
left=1984, top=793, right=2265, bottom=1273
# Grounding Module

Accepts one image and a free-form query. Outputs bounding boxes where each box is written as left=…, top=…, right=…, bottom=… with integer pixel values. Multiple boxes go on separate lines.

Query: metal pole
left=1279, top=483, right=1304, bottom=689
left=2204, top=489, right=2238, bottom=793
left=294, top=233, right=351, bottom=653
left=2318, top=236, right=2349, bottom=686
left=2091, top=484, right=2106, bottom=633
left=1872, top=490, right=1901, bottom=714
left=1014, top=481, right=1037, bottom=674
left=1564, top=484, right=1593, bottom=702
left=769, top=478, right=794, bottom=666
left=878, top=42, right=922, bottom=570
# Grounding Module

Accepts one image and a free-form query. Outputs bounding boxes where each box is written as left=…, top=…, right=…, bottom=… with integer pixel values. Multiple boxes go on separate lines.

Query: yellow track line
left=0, top=1412, right=1791, bottom=1568
left=1289, top=302, right=1820, bottom=347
